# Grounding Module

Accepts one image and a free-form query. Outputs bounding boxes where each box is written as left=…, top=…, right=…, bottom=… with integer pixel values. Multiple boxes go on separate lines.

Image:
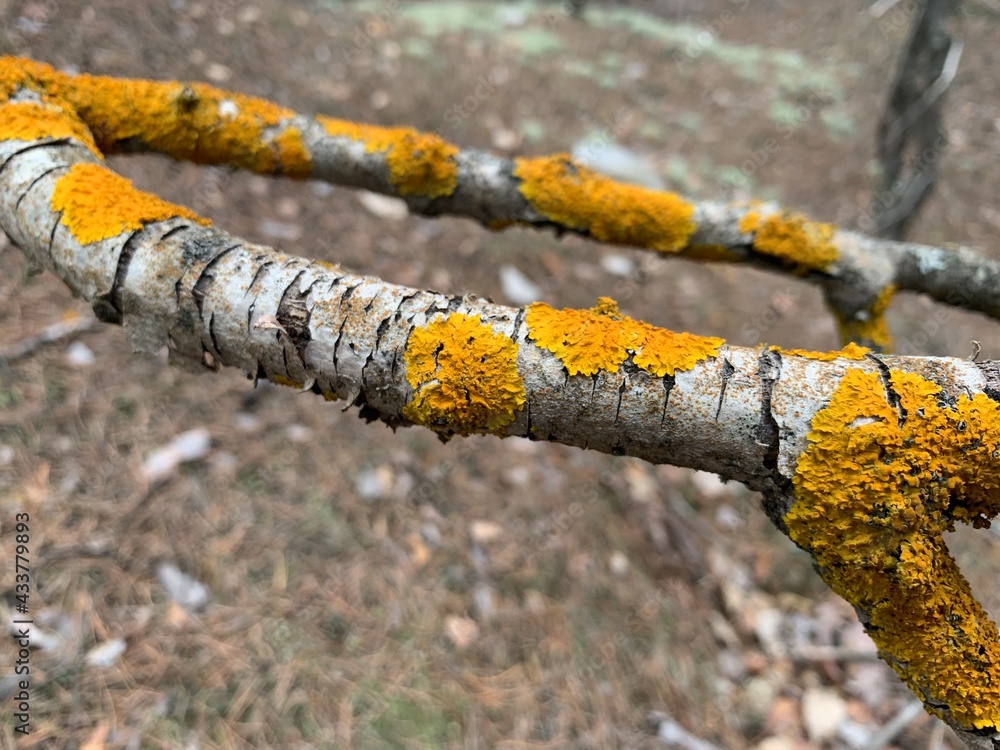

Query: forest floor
left=2, top=1, right=1000, bottom=748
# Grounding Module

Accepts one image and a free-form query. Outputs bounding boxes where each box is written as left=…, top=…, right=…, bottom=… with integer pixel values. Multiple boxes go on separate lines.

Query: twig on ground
left=0, top=314, right=101, bottom=362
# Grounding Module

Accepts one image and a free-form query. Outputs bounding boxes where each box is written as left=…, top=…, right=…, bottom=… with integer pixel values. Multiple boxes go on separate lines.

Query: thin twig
left=788, top=645, right=881, bottom=663
left=927, top=720, right=946, bottom=750
left=866, top=701, right=925, bottom=750
left=0, top=315, right=101, bottom=362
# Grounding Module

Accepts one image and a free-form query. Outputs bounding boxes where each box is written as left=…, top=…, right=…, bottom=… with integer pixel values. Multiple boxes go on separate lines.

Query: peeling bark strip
left=10, top=59, right=1000, bottom=353
left=5, top=58, right=1000, bottom=746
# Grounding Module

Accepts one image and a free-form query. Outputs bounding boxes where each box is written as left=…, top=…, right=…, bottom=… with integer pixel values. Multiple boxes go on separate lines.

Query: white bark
left=3, top=56, right=998, bottom=345
left=5, top=59, right=1000, bottom=746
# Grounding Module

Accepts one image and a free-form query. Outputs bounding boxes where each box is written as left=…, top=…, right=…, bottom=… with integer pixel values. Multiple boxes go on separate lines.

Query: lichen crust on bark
left=51, top=162, right=210, bottom=244
left=512, top=154, right=697, bottom=253
left=787, top=367, right=1000, bottom=730
left=738, top=209, right=839, bottom=273
left=525, top=296, right=724, bottom=377
left=317, top=116, right=460, bottom=198
left=402, top=312, right=526, bottom=434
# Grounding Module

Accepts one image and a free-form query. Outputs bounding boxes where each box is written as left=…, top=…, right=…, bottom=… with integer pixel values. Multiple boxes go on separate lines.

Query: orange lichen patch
left=402, top=313, right=525, bottom=435
left=68, top=78, right=308, bottom=174
left=51, top=163, right=210, bottom=244
left=737, top=210, right=760, bottom=235
left=0, top=101, right=100, bottom=156
left=0, top=57, right=311, bottom=175
left=526, top=297, right=723, bottom=377
left=633, top=324, right=726, bottom=377
left=788, top=368, right=1000, bottom=729
left=272, top=375, right=305, bottom=389
left=270, top=125, right=311, bottom=178
left=317, top=116, right=459, bottom=198
left=836, top=284, right=896, bottom=351
left=773, top=342, right=870, bottom=361
left=527, top=297, right=634, bottom=376
left=739, top=209, right=838, bottom=272
left=513, top=155, right=696, bottom=253
left=0, top=56, right=60, bottom=101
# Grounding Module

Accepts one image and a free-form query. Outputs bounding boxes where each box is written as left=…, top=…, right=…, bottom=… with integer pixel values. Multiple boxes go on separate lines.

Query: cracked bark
left=10, top=57, right=1000, bottom=350
left=5, top=61, right=1000, bottom=748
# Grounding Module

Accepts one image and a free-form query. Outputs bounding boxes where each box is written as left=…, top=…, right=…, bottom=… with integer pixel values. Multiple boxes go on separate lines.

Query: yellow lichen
left=402, top=313, right=525, bottom=435
left=317, top=116, right=459, bottom=198
left=739, top=209, right=839, bottom=272
left=0, top=101, right=100, bottom=156
left=836, top=284, right=896, bottom=351
left=737, top=210, right=760, bottom=235
left=513, top=155, right=696, bottom=253
left=788, top=368, right=1000, bottom=729
left=773, top=342, right=870, bottom=361
left=51, top=162, right=210, bottom=244
left=270, top=125, right=312, bottom=178
left=0, top=55, right=59, bottom=102
left=0, top=56, right=311, bottom=175
left=272, top=375, right=305, bottom=389
left=526, top=297, right=724, bottom=377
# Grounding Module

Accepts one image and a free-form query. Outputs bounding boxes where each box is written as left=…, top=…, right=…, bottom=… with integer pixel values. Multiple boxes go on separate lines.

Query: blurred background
left=2, top=1, right=1000, bottom=747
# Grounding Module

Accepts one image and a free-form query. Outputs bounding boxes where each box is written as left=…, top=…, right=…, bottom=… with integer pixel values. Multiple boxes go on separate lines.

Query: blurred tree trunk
left=871, top=0, right=962, bottom=239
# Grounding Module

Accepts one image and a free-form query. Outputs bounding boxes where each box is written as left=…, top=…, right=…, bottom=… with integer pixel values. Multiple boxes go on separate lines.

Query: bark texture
left=4, top=57, right=1000, bottom=747
left=9, top=56, right=1000, bottom=351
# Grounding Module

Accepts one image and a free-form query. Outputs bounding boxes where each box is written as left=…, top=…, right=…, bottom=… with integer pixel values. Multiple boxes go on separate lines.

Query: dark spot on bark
left=756, top=348, right=786, bottom=488
left=660, top=374, right=675, bottom=425
left=866, top=352, right=906, bottom=426
left=192, top=242, right=241, bottom=317
left=276, top=271, right=312, bottom=366
left=181, top=230, right=238, bottom=265
left=715, top=358, right=737, bottom=421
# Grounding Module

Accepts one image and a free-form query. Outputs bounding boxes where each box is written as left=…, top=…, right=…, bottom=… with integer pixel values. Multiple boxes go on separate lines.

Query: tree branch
left=6, top=56, right=1000, bottom=353
left=5, top=57, right=1000, bottom=745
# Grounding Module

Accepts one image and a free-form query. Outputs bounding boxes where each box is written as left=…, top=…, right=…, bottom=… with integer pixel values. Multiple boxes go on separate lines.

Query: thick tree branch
left=5, top=56, right=1000, bottom=353
left=4, top=58, right=1000, bottom=746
